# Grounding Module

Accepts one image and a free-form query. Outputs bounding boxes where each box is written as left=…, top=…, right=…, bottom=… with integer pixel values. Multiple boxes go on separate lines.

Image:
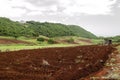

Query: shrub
left=37, top=37, right=45, bottom=42
left=116, top=39, right=120, bottom=43
left=48, top=39, right=54, bottom=44
left=67, top=38, right=74, bottom=43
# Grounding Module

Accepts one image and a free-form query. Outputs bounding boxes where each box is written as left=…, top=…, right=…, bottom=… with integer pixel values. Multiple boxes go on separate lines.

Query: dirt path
left=83, top=45, right=120, bottom=80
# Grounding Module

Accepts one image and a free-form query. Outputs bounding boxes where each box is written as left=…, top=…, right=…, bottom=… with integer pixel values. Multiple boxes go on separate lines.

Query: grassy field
left=0, top=44, right=78, bottom=52
left=0, top=36, right=15, bottom=39
left=0, top=36, right=102, bottom=52
left=91, top=39, right=103, bottom=44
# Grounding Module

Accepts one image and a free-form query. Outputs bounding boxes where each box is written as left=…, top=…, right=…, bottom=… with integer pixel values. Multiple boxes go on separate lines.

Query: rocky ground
left=83, top=45, right=120, bottom=80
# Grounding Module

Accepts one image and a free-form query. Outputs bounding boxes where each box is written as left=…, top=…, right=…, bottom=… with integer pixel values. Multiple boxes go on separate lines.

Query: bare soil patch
left=0, top=45, right=115, bottom=80
left=82, top=45, right=120, bottom=80
left=0, top=38, right=32, bottom=44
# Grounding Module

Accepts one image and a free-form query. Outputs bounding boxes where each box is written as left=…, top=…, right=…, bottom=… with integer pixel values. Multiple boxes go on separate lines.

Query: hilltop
left=0, top=17, right=97, bottom=39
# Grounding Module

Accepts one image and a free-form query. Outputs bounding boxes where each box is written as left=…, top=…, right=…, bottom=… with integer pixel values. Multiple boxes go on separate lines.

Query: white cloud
left=0, top=0, right=117, bottom=17
left=27, top=11, right=42, bottom=16
left=26, top=6, right=58, bottom=16
left=50, top=5, right=58, bottom=12
left=119, top=4, right=120, bottom=7
left=59, top=0, right=117, bottom=15
left=0, top=0, right=27, bottom=17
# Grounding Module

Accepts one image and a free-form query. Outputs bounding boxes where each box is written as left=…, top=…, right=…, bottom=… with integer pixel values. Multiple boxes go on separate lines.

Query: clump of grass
left=67, top=38, right=74, bottom=43
left=48, top=39, right=55, bottom=44
left=37, top=37, right=45, bottom=42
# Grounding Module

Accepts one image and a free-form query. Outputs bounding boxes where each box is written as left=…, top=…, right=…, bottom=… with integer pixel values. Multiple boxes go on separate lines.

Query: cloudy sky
left=0, top=0, right=120, bottom=37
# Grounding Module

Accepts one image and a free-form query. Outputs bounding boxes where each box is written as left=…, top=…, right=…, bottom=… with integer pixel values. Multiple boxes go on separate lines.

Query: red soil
left=55, top=39, right=92, bottom=44
left=0, top=38, right=32, bottom=44
left=79, top=39, right=92, bottom=43
left=0, top=45, right=115, bottom=80
left=82, top=45, right=120, bottom=80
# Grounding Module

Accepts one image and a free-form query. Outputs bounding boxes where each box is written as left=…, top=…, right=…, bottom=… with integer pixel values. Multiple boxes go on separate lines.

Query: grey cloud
left=25, top=0, right=59, bottom=6
left=12, top=6, right=28, bottom=10
left=10, top=0, right=120, bottom=36
left=25, top=0, right=65, bottom=12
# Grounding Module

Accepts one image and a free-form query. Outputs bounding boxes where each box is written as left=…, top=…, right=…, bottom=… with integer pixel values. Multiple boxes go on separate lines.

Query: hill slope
left=0, top=17, right=97, bottom=38
left=26, top=21, right=97, bottom=38
left=0, top=17, right=26, bottom=38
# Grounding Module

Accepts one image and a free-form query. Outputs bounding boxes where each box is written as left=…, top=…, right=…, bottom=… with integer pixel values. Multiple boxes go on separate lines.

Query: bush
left=48, top=39, right=54, bottom=44
left=67, top=38, right=74, bottom=43
left=116, top=39, right=120, bottom=43
left=37, top=37, right=45, bottom=42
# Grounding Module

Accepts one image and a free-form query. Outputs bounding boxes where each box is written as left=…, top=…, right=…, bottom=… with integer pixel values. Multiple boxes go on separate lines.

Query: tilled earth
left=82, top=45, right=120, bottom=80
left=0, top=38, right=32, bottom=44
left=0, top=45, right=115, bottom=80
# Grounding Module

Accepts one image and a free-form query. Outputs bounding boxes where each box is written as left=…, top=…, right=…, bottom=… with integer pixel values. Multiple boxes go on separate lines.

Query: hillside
left=0, top=17, right=97, bottom=39
left=68, top=25, right=97, bottom=38
left=26, top=21, right=97, bottom=38
left=107, top=35, right=120, bottom=43
left=0, top=17, right=26, bottom=38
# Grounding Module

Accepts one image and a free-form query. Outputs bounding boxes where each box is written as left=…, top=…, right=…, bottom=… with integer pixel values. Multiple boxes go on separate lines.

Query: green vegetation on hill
left=68, top=25, right=96, bottom=38
left=0, top=17, right=26, bottom=38
left=107, top=36, right=120, bottom=43
left=26, top=21, right=97, bottom=38
left=0, top=17, right=97, bottom=39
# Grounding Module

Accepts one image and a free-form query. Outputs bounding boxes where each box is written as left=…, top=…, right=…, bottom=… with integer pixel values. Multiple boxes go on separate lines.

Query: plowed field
left=0, top=38, right=32, bottom=44
left=0, top=45, right=115, bottom=80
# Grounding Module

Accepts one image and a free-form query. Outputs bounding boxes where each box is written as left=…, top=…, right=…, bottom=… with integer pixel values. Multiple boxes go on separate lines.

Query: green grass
left=54, top=36, right=103, bottom=45
left=0, top=36, right=14, bottom=39
left=0, top=44, right=78, bottom=52
left=0, top=36, right=38, bottom=44
left=0, top=36, right=102, bottom=52
left=53, top=36, right=89, bottom=40
left=0, top=36, right=99, bottom=45
left=0, top=45, right=40, bottom=52
left=91, top=39, right=103, bottom=44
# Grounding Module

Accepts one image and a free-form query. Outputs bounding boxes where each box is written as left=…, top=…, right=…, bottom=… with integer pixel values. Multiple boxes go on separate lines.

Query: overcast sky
left=0, top=0, right=120, bottom=37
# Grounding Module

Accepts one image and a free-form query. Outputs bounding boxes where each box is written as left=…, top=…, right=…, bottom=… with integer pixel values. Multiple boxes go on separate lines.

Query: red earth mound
left=0, top=45, right=115, bottom=80
left=0, top=38, right=32, bottom=44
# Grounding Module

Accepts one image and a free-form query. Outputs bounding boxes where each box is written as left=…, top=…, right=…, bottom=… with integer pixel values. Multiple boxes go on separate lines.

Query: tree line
left=0, top=17, right=97, bottom=39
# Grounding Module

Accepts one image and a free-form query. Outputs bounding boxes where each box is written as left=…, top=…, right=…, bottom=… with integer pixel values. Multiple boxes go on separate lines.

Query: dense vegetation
left=0, top=17, right=26, bottom=38
left=0, top=17, right=97, bottom=39
left=108, top=36, right=120, bottom=43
